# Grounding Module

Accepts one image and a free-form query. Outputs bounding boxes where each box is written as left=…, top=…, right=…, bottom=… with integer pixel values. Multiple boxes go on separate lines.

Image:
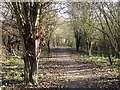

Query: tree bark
left=24, top=55, right=30, bottom=84
left=76, top=42, right=79, bottom=52
left=29, top=57, right=38, bottom=85
left=108, top=53, right=112, bottom=65
left=88, top=46, right=92, bottom=56
left=47, top=40, right=50, bottom=53
left=88, top=42, right=93, bottom=56
left=23, top=35, right=38, bottom=85
left=11, top=2, right=47, bottom=85
left=75, top=35, right=81, bottom=52
left=24, top=53, right=38, bottom=85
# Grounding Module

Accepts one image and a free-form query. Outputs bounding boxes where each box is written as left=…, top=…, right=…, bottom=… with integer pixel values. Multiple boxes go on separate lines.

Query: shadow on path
left=38, top=46, right=120, bottom=89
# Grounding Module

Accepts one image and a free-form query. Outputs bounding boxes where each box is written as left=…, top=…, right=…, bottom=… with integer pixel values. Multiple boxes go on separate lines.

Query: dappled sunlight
left=38, top=47, right=119, bottom=88
left=1, top=1, right=120, bottom=89
left=67, top=68, right=97, bottom=73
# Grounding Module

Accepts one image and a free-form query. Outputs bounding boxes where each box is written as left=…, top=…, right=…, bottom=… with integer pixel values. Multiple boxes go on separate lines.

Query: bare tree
left=5, top=2, right=53, bottom=85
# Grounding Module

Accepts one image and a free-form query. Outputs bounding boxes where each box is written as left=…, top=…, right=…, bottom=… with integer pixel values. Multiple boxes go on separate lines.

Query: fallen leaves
left=38, top=47, right=120, bottom=88
left=2, top=47, right=120, bottom=88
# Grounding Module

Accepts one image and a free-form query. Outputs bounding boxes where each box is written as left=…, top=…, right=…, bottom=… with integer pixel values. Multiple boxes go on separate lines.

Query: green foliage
left=77, top=53, right=120, bottom=75
left=2, top=57, right=24, bottom=86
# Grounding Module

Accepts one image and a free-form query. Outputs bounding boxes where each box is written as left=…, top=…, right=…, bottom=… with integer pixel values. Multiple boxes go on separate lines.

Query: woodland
left=0, top=1, right=120, bottom=89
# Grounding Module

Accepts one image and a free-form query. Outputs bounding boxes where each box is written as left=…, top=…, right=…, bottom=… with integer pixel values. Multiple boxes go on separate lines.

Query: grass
left=2, top=47, right=120, bottom=88
left=2, top=57, right=24, bottom=86
left=1, top=46, right=51, bottom=87
left=71, top=48, right=120, bottom=78
left=1, top=47, right=53, bottom=87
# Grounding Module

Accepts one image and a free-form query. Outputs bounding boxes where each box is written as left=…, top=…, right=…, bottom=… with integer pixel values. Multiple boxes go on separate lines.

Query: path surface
left=38, top=46, right=119, bottom=88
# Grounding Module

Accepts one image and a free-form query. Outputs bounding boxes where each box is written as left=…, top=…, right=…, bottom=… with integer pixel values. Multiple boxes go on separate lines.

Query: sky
left=54, top=1, right=69, bottom=19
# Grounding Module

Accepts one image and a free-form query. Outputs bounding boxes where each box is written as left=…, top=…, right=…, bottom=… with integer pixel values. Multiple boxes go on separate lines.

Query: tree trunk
left=52, top=39, right=56, bottom=48
left=75, top=37, right=80, bottom=52
left=47, top=40, right=50, bottom=53
left=108, top=53, right=112, bottom=65
left=24, top=55, right=30, bottom=84
left=88, top=47, right=92, bottom=56
left=24, top=54, right=38, bottom=85
left=88, top=42, right=93, bottom=56
left=29, top=57, right=38, bottom=85
left=23, top=37, right=38, bottom=85
left=76, top=42, right=79, bottom=52
left=105, top=45, right=112, bottom=65
left=104, top=42, right=113, bottom=65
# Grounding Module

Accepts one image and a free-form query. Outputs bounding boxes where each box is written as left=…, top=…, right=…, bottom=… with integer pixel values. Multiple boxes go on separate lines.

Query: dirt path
left=38, top=46, right=119, bottom=88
